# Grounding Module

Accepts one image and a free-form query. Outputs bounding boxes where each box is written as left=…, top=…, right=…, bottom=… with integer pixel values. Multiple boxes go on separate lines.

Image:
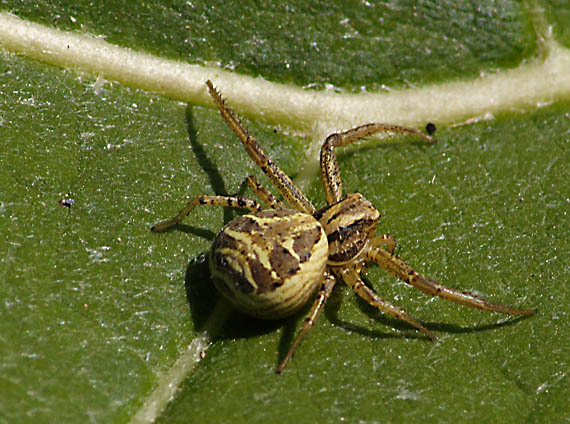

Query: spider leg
left=332, top=266, right=436, bottom=340
left=151, top=194, right=263, bottom=232
left=276, top=272, right=337, bottom=373
left=370, top=234, right=397, bottom=254
left=366, top=245, right=536, bottom=315
left=206, top=80, right=315, bottom=214
left=320, top=123, right=436, bottom=204
left=244, top=175, right=285, bottom=210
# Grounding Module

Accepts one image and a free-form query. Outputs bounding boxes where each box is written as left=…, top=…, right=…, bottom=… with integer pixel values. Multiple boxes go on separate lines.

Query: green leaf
left=1, top=1, right=568, bottom=423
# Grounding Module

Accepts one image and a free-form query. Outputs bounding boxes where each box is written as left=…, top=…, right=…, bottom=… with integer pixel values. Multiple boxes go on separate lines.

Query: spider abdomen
left=209, top=208, right=328, bottom=319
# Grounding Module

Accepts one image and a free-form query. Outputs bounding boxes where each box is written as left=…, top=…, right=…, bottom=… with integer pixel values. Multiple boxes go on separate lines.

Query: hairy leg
left=151, top=194, right=263, bottom=232
left=333, top=266, right=436, bottom=340
left=367, top=246, right=536, bottom=315
left=320, top=123, right=436, bottom=204
left=276, top=272, right=337, bottom=373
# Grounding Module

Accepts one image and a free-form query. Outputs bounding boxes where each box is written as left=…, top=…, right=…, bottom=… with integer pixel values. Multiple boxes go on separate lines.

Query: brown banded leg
left=245, top=175, right=285, bottom=210
left=206, top=80, right=315, bottom=214
left=276, top=272, right=337, bottom=373
left=333, top=266, right=436, bottom=340
left=320, top=123, right=437, bottom=204
left=151, top=194, right=263, bottom=232
left=366, top=246, right=537, bottom=316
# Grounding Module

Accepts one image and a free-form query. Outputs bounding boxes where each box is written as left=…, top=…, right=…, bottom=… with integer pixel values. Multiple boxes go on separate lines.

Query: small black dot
left=426, top=122, right=436, bottom=135
left=59, top=198, right=74, bottom=208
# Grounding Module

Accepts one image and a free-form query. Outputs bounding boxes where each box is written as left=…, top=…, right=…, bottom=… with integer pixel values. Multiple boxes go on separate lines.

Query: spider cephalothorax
left=152, top=80, right=536, bottom=373
left=314, top=193, right=380, bottom=265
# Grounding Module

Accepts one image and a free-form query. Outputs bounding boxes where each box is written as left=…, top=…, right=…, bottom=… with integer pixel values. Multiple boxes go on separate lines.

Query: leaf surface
left=0, top=1, right=568, bottom=423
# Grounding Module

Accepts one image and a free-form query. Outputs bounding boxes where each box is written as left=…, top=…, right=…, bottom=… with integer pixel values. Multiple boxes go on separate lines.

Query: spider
left=152, top=80, right=536, bottom=373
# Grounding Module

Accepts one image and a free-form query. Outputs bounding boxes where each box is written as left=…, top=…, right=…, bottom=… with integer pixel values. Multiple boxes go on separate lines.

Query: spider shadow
left=159, top=105, right=247, bottom=237
left=183, top=258, right=408, bottom=363
left=277, top=272, right=535, bottom=364
left=420, top=311, right=534, bottom=335
left=335, top=272, right=534, bottom=340
left=185, top=105, right=236, bottom=224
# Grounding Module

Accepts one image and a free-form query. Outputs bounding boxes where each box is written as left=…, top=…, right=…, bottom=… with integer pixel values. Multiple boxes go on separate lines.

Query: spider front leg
left=367, top=246, right=537, bottom=316
left=151, top=194, right=263, bottom=232
left=320, top=123, right=436, bottom=204
left=276, top=272, right=336, bottom=373
left=332, top=266, right=436, bottom=340
left=206, top=80, right=315, bottom=214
